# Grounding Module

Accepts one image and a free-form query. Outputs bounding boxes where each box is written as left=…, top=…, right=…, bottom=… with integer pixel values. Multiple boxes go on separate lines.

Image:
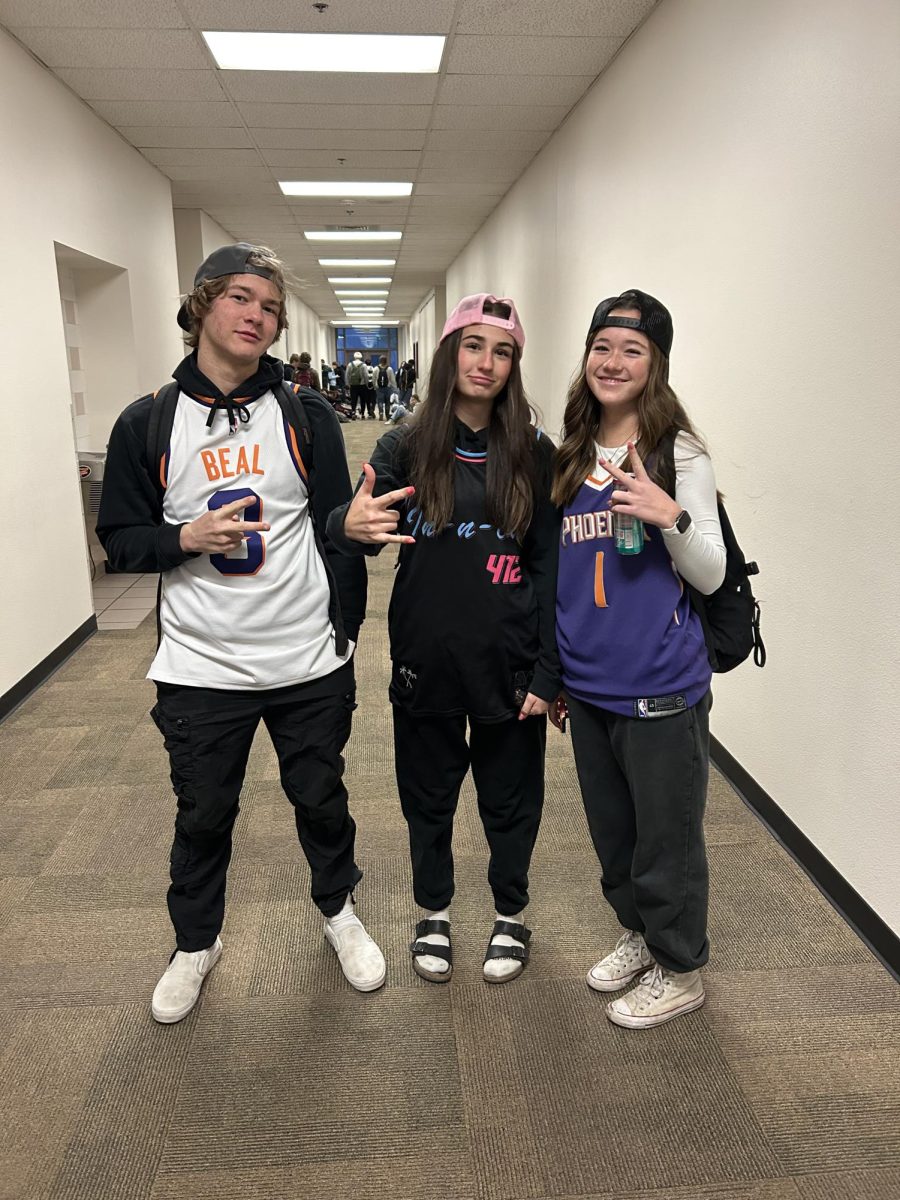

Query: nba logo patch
left=637, top=698, right=649, bottom=718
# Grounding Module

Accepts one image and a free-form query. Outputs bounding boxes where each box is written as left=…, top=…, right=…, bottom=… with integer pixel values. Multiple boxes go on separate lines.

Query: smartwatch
left=674, top=509, right=692, bottom=534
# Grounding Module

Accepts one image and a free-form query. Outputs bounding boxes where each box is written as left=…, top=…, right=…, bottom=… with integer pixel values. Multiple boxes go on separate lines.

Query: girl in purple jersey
left=552, top=290, right=725, bottom=1028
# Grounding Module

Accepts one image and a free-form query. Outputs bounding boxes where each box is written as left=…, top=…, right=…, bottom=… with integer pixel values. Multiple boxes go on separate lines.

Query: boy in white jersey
left=98, top=244, right=384, bottom=1022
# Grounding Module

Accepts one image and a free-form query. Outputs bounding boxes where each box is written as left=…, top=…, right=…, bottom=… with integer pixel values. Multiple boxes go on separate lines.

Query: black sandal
left=483, top=919, right=532, bottom=984
left=410, top=918, right=453, bottom=983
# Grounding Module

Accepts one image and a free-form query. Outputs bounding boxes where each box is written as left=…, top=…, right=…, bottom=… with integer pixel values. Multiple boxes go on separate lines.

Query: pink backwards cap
left=440, top=293, right=525, bottom=354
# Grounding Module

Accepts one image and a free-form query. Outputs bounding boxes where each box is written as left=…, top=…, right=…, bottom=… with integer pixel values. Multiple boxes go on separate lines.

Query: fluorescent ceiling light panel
left=328, top=277, right=392, bottom=284
left=318, top=259, right=396, bottom=267
left=332, top=321, right=400, bottom=327
left=305, top=231, right=402, bottom=243
left=334, top=290, right=389, bottom=297
left=281, top=182, right=412, bottom=198
left=203, top=32, right=445, bottom=73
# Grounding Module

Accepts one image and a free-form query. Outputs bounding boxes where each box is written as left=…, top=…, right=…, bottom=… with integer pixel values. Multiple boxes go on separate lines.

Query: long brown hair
left=552, top=336, right=705, bottom=507
left=406, top=327, right=542, bottom=539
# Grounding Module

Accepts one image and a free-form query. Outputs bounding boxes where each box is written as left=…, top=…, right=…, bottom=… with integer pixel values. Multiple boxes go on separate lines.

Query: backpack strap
left=145, top=381, right=181, bottom=493
left=656, top=427, right=719, bottom=669
left=276, top=381, right=315, bottom=487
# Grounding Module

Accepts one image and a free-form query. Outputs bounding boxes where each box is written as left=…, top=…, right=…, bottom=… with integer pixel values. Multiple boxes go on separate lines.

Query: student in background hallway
left=293, top=351, right=320, bottom=391
left=97, top=243, right=385, bottom=1023
left=284, top=353, right=300, bottom=382
left=374, top=355, right=397, bottom=422
left=552, top=290, right=725, bottom=1028
left=346, top=351, right=369, bottom=418
left=328, top=294, right=560, bottom=985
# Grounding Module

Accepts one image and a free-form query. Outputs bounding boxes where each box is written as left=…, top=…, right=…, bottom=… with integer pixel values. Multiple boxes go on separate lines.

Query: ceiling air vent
left=325, top=224, right=377, bottom=231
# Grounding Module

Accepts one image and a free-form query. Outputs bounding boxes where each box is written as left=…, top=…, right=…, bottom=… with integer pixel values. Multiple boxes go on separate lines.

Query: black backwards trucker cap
left=586, top=289, right=674, bottom=357
left=177, top=243, right=277, bottom=331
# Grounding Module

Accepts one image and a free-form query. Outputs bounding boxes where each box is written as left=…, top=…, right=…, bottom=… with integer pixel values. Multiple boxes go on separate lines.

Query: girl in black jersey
left=328, top=294, right=560, bottom=983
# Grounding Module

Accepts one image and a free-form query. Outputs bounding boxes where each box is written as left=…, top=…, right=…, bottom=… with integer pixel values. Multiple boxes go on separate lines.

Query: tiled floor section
left=91, top=572, right=157, bottom=630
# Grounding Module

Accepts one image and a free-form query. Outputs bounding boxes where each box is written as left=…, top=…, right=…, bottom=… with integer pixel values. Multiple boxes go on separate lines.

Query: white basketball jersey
left=149, top=390, right=352, bottom=690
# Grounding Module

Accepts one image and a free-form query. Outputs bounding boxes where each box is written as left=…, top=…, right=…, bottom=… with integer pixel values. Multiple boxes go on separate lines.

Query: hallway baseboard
left=0, top=614, right=97, bottom=723
left=711, top=735, right=899, bottom=981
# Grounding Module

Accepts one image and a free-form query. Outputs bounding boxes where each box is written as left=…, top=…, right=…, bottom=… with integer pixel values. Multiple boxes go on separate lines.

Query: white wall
left=447, top=0, right=900, bottom=931
left=0, top=28, right=181, bottom=698
left=408, top=286, right=445, bottom=388
left=284, top=292, right=328, bottom=371
left=172, top=208, right=235, bottom=297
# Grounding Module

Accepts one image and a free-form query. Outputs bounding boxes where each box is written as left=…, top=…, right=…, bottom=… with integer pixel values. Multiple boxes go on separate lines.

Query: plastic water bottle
left=612, top=475, right=644, bottom=555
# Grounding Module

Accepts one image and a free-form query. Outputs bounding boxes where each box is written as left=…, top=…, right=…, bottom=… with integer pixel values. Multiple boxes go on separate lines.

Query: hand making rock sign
left=342, top=463, right=416, bottom=545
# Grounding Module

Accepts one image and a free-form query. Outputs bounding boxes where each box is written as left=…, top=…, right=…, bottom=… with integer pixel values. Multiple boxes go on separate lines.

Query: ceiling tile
left=416, top=167, right=517, bottom=184
left=0, top=0, right=186, bottom=26
left=121, top=127, right=254, bottom=148
left=56, top=68, right=225, bottom=102
left=446, top=35, right=621, bottom=76
left=431, top=104, right=570, bottom=131
left=413, top=181, right=505, bottom=197
left=420, top=149, right=534, bottom=169
left=436, top=73, right=594, bottom=107
left=88, top=100, right=238, bottom=126
left=144, top=147, right=264, bottom=168
left=237, top=103, right=432, bottom=130
left=9, top=27, right=210, bottom=68
left=425, top=128, right=549, bottom=152
left=261, top=149, right=423, bottom=169
left=273, top=165, right=418, bottom=181
left=253, top=128, right=427, bottom=151
left=220, top=71, right=439, bottom=106
left=181, top=0, right=457, bottom=34
left=455, top=0, right=657, bottom=37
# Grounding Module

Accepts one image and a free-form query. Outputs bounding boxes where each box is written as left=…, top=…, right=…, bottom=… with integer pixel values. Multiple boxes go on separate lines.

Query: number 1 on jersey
left=208, top=487, right=265, bottom=576
left=594, top=551, right=607, bottom=608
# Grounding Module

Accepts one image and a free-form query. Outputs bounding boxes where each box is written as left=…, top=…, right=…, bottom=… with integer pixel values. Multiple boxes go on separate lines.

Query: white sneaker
left=606, top=964, right=705, bottom=1028
left=325, top=911, right=386, bottom=992
left=587, top=930, right=653, bottom=992
left=151, top=937, right=223, bottom=1024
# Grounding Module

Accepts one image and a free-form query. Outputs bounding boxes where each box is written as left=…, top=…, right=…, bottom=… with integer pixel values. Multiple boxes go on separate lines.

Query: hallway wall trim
left=0, top=615, right=96, bottom=723
left=711, top=736, right=899, bottom=981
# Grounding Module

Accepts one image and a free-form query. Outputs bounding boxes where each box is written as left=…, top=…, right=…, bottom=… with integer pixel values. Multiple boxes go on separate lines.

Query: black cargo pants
left=152, top=664, right=361, bottom=952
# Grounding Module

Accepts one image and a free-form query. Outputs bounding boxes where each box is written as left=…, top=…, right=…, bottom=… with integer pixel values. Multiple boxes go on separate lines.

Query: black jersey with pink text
left=330, top=420, right=560, bottom=721
left=557, top=462, right=711, bottom=718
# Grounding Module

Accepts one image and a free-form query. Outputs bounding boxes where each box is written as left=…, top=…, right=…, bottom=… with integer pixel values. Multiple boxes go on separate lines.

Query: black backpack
left=659, top=431, right=765, bottom=672
left=145, top=380, right=315, bottom=495
left=377, top=367, right=389, bottom=389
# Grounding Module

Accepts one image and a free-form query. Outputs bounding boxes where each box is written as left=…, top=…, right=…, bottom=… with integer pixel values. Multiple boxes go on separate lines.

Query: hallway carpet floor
left=1, top=418, right=897, bottom=1200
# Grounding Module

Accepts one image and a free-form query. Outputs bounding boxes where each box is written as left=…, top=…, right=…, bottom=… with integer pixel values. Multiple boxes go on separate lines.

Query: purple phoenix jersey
left=556, top=467, right=711, bottom=718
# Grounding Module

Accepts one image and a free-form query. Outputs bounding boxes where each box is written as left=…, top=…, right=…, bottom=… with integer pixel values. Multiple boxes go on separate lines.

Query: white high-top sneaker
left=606, top=964, right=705, bottom=1028
left=587, top=931, right=654, bottom=992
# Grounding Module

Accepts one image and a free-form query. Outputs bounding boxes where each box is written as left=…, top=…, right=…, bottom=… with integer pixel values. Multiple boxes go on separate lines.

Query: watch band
left=674, top=509, right=692, bottom=534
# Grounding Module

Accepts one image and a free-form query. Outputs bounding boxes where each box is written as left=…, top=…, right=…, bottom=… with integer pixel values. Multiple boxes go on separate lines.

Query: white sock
left=484, top=910, right=526, bottom=981
left=414, top=907, right=450, bottom=975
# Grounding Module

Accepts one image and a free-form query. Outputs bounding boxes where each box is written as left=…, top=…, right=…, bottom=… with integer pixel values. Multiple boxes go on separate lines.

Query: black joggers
left=566, top=691, right=711, bottom=973
left=392, top=706, right=547, bottom=916
left=152, top=667, right=361, bottom=952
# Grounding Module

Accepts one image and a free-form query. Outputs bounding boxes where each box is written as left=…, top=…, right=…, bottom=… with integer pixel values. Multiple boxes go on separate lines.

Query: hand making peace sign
left=600, top=441, right=682, bottom=530
left=343, top=462, right=416, bottom=545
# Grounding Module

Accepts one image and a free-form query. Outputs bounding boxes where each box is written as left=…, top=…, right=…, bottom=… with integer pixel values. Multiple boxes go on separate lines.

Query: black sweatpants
left=566, top=691, right=711, bottom=973
left=152, top=666, right=361, bottom=952
left=392, top=707, right=547, bottom=915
